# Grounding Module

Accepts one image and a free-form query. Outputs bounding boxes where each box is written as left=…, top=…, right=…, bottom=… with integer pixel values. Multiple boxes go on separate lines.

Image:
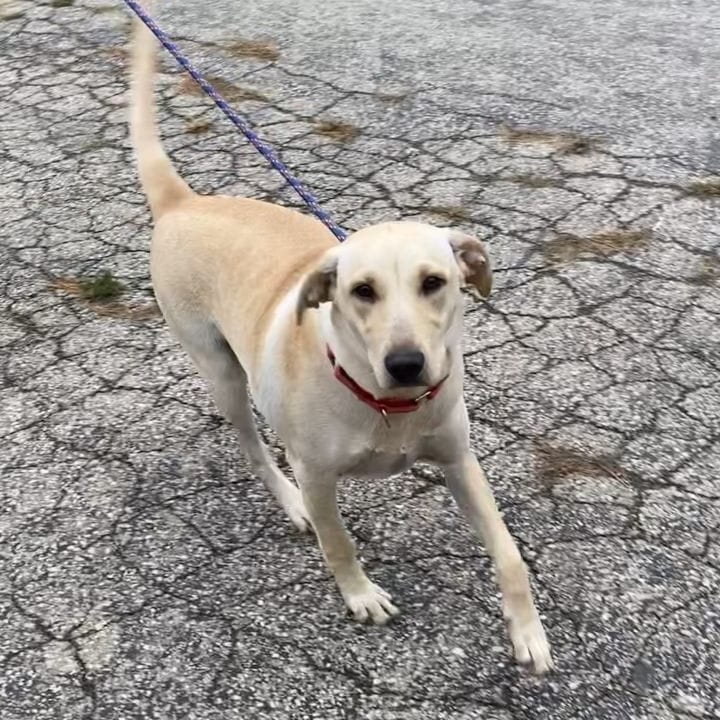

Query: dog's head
left=297, top=221, right=491, bottom=390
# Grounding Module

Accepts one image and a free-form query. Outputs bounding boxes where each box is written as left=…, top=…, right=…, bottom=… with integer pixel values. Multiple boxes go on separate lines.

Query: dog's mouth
left=372, top=368, right=428, bottom=395
left=366, top=342, right=453, bottom=395
left=386, top=376, right=429, bottom=391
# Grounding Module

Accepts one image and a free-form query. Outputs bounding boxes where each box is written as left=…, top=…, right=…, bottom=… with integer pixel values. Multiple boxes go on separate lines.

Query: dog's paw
left=503, top=599, right=554, bottom=674
left=279, top=487, right=313, bottom=533
left=341, top=580, right=400, bottom=625
left=286, top=499, right=313, bottom=534
left=287, top=504, right=312, bottom=533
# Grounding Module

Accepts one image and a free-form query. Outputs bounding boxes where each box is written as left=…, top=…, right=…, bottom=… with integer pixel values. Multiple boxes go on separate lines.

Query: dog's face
left=297, top=221, right=491, bottom=390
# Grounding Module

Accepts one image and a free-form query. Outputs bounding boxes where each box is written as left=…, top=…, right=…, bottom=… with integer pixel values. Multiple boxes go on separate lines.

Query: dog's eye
left=352, top=283, right=376, bottom=302
left=421, top=275, right=446, bottom=295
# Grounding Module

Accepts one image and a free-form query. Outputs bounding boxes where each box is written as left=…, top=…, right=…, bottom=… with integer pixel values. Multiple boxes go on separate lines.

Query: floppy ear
left=448, top=231, right=492, bottom=298
left=296, top=249, right=339, bottom=324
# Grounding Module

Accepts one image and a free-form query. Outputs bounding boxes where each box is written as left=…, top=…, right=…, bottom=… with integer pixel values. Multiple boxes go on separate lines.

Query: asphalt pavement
left=1, top=0, right=719, bottom=718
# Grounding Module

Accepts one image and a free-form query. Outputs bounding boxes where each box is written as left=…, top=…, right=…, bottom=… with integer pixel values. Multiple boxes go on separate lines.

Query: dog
left=128, top=12, right=553, bottom=674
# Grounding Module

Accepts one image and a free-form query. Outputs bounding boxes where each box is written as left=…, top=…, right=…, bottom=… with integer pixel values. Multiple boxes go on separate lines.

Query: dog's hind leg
left=163, top=313, right=311, bottom=532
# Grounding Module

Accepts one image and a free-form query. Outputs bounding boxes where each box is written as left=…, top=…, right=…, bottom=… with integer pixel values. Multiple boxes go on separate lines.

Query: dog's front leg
left=293, top=461, right=399, bottom=624
left=443, top=452, right=553, bottom=673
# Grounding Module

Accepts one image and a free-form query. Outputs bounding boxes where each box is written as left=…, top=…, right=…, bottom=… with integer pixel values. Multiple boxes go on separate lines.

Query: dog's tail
left=129, top=7, right=192, bottom=220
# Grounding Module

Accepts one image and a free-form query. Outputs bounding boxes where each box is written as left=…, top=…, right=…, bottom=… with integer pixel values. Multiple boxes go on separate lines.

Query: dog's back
left=129, top=13, right=335, bottom=371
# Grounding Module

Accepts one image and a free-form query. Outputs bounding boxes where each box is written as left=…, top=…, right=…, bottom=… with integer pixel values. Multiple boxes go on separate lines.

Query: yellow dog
left=129, top=11, right=552, bottom=673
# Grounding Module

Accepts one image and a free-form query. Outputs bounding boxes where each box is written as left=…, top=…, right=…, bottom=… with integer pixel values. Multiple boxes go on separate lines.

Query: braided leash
left=121, top=0, right=348, bottom=242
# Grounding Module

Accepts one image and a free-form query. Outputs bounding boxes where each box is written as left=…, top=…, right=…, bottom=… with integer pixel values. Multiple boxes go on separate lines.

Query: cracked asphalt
left=2, top=0, right=720, bottom=718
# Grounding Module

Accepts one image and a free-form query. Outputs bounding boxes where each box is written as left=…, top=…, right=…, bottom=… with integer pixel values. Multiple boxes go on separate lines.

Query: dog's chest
left=339, top=435, right=424, bottom=478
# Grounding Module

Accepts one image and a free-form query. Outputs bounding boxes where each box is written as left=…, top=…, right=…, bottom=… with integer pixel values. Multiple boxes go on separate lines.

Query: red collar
left=326, top=346, right=447, bottom=422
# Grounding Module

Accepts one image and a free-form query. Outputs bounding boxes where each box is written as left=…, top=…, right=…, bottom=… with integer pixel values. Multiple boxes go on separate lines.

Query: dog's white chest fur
left=339, top=429, right=425, bottom=478
left=342, top=447, right=417, bottom=478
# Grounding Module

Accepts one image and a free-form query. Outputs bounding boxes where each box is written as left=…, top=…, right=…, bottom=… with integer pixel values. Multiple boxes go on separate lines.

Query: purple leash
left=121, top=0, right=348, bottom=242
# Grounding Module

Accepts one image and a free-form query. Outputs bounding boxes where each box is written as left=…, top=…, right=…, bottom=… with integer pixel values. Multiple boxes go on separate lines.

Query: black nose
left=384, top=350, right=425, bottom=385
